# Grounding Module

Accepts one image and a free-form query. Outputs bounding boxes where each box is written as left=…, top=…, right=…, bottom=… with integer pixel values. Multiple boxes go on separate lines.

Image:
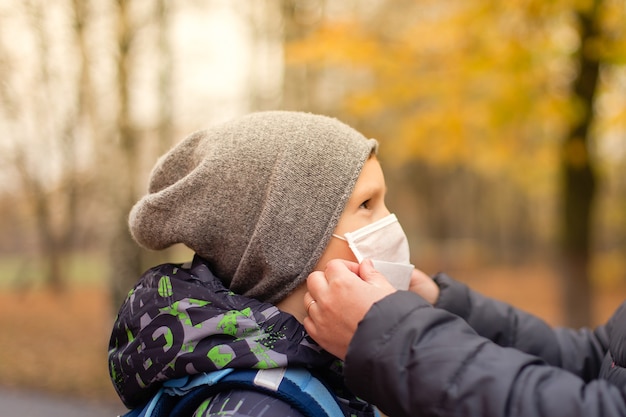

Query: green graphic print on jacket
left=108, top=256, right=341, bottom=410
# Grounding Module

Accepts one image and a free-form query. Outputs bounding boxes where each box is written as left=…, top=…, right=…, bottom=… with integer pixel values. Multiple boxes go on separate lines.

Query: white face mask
left=333, top=213, right=413, bottom=290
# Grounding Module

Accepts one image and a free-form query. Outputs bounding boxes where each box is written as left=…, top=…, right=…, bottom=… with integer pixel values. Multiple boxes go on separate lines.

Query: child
left=108, top=111, right=413, bottom=417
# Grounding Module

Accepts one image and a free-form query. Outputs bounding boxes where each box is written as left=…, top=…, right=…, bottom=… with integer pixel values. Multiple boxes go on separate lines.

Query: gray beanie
left=129, top=111, right=378, bottom=304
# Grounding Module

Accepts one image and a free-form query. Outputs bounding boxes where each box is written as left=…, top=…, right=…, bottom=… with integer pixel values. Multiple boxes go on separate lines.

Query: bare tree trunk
left=156, top=0, right=174, bottom=153
left=23, top=0, right=64, bottom=290
left=108, top=0, right=145, bottom=306
left=15, top=148, right=66, bottom=291
left=559, top=1, right=601, bottom=327
left=61, top=0, right=96, bottom=253
left=14, top=0, right=92, bottom=291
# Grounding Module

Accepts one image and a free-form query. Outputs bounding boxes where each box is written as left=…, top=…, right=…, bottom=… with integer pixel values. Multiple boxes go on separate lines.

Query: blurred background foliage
left=1, top=0, right=626, bottom=401
left=283, top=0, right=626, bottom=326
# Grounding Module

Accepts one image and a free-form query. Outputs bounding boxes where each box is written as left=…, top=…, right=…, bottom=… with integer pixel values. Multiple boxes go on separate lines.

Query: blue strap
left=124, top=368, right=344, bottom=417
left=220, top=368, right=344, bottom=417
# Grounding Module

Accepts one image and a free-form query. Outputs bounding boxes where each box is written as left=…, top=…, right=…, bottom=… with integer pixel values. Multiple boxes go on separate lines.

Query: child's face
left=314, top=155, right=390, bottom=270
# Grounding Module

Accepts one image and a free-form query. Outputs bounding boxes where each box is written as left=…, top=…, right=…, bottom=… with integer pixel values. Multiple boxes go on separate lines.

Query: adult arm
left=432, top=272, right=609, bottom=380
left=345, top=291, right=626, bottom=417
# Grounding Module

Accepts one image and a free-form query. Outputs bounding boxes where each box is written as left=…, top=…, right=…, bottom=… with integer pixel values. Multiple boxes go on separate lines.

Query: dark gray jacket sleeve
left=433, top=273, right=608, bottom=380
left=344, top=291, right=626, bottom=417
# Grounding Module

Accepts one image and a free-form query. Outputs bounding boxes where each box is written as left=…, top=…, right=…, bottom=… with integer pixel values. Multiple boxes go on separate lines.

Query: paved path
left=0, top=388, right=127, bottom=417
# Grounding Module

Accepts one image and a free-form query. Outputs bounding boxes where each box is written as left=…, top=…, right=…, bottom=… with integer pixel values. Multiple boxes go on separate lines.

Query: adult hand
left=304, top=259, right=396, bottom=360
left=408, top=268, right=440, bottom=305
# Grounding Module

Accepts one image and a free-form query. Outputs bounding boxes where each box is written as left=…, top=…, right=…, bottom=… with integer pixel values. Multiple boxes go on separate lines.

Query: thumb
left=359, top=259, right=396, bottom=290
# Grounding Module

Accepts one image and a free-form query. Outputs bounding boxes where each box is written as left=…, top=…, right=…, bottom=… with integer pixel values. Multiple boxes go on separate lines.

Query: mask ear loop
left=331, top=233, right=365, bottom=263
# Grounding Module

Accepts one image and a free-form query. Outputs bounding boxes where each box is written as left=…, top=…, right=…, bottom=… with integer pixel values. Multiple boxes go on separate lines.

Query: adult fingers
left=359, top=259, right=398, bottom=292
left=329, top=259, right=361, bottom=276
left=303, top=290, right=315, bottom=310
left=306, top=270, right=329, bottom=301
left=408, top=268, right=440, bottom=304
left=304, top=293, right=317, bottom=316
left=302, top=291, right=321, bottom=347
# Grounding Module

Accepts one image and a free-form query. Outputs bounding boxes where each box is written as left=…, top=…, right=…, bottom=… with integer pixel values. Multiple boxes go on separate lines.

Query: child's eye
left=359, top=199, right=371, bottom=209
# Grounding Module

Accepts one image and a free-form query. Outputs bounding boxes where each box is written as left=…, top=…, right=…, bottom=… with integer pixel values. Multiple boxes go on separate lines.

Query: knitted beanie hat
left=129, top=111, right=378, bottom=304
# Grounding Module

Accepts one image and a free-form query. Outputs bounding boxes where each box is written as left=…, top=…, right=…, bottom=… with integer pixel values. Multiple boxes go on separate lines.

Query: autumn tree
left=559, top=1, right=602, bottom=327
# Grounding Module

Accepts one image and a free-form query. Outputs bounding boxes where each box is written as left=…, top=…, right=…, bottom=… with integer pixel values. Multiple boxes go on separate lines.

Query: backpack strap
left=124, top=368, right=345, bottom=417
left=232, top=368, right=344, bottom=417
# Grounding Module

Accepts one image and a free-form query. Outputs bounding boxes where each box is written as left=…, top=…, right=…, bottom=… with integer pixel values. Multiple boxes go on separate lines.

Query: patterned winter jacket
left=344, top=272, right=626, bottom=417
left=108, top=255, right=377, bottom=417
